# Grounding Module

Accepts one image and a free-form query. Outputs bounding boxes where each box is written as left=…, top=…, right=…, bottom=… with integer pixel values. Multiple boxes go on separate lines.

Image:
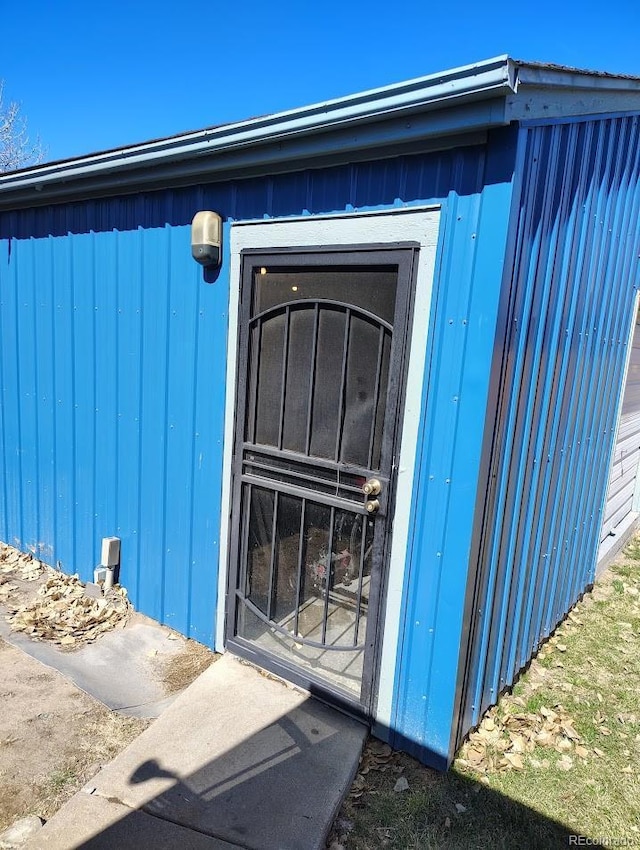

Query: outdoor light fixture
left=191, top=211, right=222, bottom=267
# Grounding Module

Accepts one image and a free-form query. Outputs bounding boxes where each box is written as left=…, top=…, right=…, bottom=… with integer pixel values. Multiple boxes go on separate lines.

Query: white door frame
left=217, top=207, right=441, bottom=727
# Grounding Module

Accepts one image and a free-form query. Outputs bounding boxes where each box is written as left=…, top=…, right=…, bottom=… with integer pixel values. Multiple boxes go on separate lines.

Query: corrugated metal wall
left=0, top=225, right=228, bottom=643
left=457, top=114, right=640, bottom=743
left=0, top=136, right=515, bottom=655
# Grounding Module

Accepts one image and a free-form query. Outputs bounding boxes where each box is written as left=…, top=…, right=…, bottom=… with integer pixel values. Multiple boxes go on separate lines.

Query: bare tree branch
left=0, top=80, right=47, bottom=173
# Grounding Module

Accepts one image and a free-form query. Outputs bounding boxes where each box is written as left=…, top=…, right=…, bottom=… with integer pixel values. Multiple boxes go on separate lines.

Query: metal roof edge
left=5, top=55, right=639, bottom=208
left=505, top=60, right=640, bottom=125
left=514, top=59, right=640, bottom=91
left=0, top=56, right=513, bottom=202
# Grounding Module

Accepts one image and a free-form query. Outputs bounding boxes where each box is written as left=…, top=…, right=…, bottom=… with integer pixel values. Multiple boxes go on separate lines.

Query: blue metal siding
left=458, top=115, right=640, bottom=742
left=0, top=142, right=514, bottom=653
left=0, top=138, right=518, bottom=770
left=0, top=225, right=227, bottom=644
left=388, top=132, right=518, bottom=767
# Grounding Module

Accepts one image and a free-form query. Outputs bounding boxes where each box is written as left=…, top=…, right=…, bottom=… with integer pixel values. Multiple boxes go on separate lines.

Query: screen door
left=227, top=246, right=416, bottom=709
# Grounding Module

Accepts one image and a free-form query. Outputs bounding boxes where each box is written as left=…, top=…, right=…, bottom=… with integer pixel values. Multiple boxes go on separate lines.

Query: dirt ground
left=0, top=544, right=216, bottom=836
left=0, top=635, right=149, bottom=832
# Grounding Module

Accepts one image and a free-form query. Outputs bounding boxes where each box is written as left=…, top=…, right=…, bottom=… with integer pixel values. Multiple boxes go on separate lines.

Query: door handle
left=365, top=499, right=380, bottom=514
left=362, top=478, right=382, bottom=496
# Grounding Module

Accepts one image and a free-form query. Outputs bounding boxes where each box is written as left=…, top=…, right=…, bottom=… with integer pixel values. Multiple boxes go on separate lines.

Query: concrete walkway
left=0, top=611, right=187, bottom=718
left=25, top=654, right=367, bottom=850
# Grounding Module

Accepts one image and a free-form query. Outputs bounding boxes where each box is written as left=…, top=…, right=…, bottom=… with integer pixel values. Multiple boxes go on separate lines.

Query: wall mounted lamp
left=191, top=211, right=222, bottom=268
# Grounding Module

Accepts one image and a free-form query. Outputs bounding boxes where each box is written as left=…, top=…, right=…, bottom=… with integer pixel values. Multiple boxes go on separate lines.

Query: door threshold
left=231, top=651, right=310, bottom=696
left=225, top=638, right=371, bottom=725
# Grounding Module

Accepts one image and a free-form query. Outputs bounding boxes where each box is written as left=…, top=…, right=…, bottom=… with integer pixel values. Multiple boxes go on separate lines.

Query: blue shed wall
left=457, top=114, right=640, bottom=744
left=0, top=134, right=517, bottom=758
left=0, top=225, right=228, bottom=643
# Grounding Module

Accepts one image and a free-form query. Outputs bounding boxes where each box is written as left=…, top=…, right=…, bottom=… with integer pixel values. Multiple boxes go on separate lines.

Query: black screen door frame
left=226, top=243, right=419, bottom=718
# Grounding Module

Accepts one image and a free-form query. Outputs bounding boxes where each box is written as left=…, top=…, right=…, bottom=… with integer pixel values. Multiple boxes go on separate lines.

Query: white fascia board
left=515, top=63, right=640, bottom=92
left=507, top=62, right=640, bottom=122
left=506, top=88, right=640, bottom=122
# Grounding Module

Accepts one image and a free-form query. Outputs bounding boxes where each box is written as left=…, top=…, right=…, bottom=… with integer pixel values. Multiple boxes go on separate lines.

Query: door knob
left=362, top=478, right=381, bottom=496
left=365, top=499, right=380, bottom=513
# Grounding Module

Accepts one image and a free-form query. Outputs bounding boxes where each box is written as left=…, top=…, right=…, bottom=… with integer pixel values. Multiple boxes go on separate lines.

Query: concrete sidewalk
left=25, top=654, right=367, bottom=850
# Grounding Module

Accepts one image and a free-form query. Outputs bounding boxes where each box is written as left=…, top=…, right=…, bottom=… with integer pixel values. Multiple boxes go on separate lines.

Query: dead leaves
left=348, top=741, right=393, bottom=802
left=6, top=572, right=129, bottom=648
left=0, top=543, right=45, bottom=581
left=0, top=542, right=129, bottom=649
left=503, top=752, right=524, bottom=770
left=361, top=740, right=394, bottom=771
left=0, top=582, right=18, bottom=602
left=455, top=564, right=640, bottom=779
left=347, top=738, right=414, bottom=809
left=456, top=701, right=588, bottom=776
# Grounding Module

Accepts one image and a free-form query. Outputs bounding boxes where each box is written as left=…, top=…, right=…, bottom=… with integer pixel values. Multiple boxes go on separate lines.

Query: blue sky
left=3, top=0, right=640, bottom=163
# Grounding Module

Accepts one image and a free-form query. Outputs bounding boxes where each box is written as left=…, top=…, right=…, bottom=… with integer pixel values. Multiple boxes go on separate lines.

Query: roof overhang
left=1, top=55, right=640, bottom=211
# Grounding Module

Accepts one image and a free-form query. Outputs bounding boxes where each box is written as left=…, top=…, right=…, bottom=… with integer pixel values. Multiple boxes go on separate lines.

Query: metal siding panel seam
left=94, top=232, right=119, bottom=559
left=21, top=242, right=40, bottom=554
left=463, top=129, right=542, bottom=728
left=3, top=240, right=24, bottom=547
left=72, top=231, right=97, bottom=578
left=136, top=226, right=171, bottom=622
left=188, top=220, right=231, bottom=646
left=113, top=231, right=143, bottom=605
left=13, top=242, right=31, bottom=548
left=162, top=226, right=199, bottom=635
left=391, top=132, right=517, bottom=766
left=52, top=236, right=75, bottom=571
left=0, top=241, right=10, bottom=541
left=33, top=237, right=56, bottom=563
left=477, top=127, right=553, bottom=715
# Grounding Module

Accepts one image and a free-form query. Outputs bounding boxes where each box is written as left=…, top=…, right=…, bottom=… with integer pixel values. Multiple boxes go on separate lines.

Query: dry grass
left=0, top=637, right=150, bottom=832
left=157, top=638, right=217, bottom=694
left=33, top=710, right=150, bottom=822
left=330, top=539, right=640, bottom=849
